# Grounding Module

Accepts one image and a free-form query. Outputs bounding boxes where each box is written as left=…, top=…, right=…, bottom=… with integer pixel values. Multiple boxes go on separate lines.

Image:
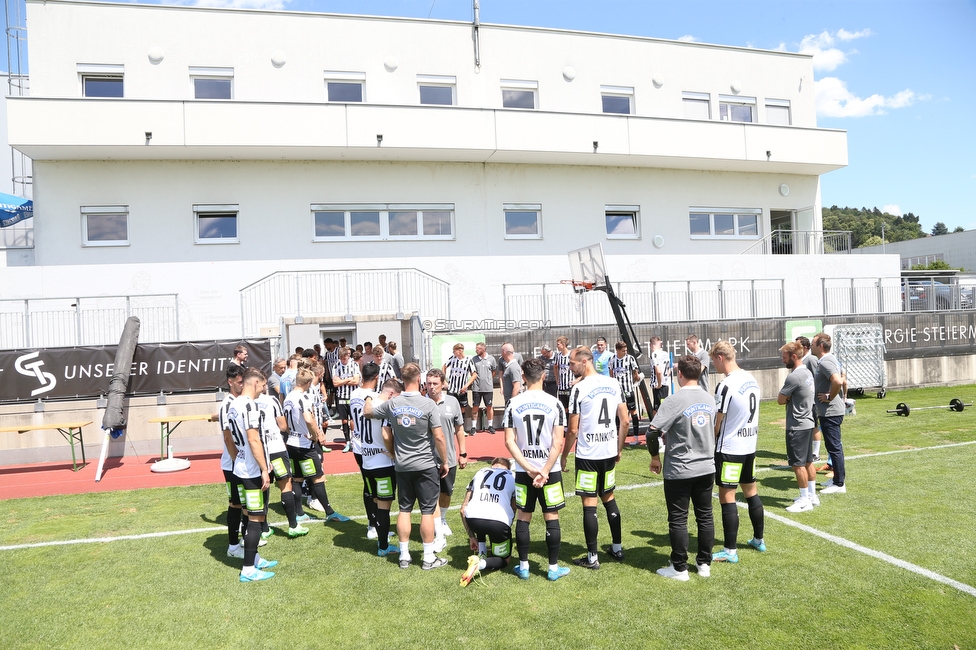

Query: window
left=418, top=75, right=456, bottom=106
left=78, top=64, right=124, bottom=98
left=682, top=92, right=710, bottom=119
left=503, top=204, right=542, bottom=239
left=719, top=95, right=756, bottom=123
left=81, top=206, right=128, bottom=246
left=689, top=208, right=761, bottom=239
left=501, top=80, right=537, bottom=109
left=194, top=204, right=239, bottom=244
left=765, top=99, right=791, bottom=125
left=325, top=71, right=365, bottom=102
left=190, top=67, right=233, bottom=100
left=601, top=86, right=634, bottom=115
left=605, top=206, right=640, bottom=239
left=312, top=204, right=455, bottom=241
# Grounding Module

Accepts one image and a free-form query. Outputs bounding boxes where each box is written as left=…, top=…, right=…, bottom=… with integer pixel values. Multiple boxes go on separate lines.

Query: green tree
left=953, top=226, right=965, bottom=233
left=859, top=235, right=883, bottom=248
left=911, top=260, right=959, bottom=271
left=932, top=222, right=949, bottom=236
left=822, top=206, right=925, bottom=248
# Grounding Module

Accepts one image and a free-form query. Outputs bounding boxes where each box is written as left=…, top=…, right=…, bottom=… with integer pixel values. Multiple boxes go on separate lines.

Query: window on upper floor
left=190, top=67, right=233, bottom=100
left=601, top=86, right=634, bottom=115
left=504, top=203, right=542, bottom=239
left=719, top=95, right=756, bottom=123
left=325, top=72, right=366, bottom=102
left=689, top=208, right=761, bottom=239
left=682, top=92, right=710, bottom=119
left=312, top=204, right=455, bottom=241
left=81, top=206, right=128, bottom=246
left=194, top=205, right=239, bottom=244
left=418, top=75, right=456, bottom=106
left=79, top=64, right=125, bottom=98
left=501, top=80, right=538, bottom=109
left=765, top=99, right=791, bottom=125
left=605, top=206, right=640, bottom=239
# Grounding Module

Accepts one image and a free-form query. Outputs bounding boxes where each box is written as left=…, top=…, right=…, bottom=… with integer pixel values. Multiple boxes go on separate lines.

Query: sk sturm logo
left=400, top=415, right=413, bottom=427
left=15, top=351, right=58, bottom=397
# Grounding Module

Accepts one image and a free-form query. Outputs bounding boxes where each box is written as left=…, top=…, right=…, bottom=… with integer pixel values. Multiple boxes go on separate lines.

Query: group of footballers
left=215, top=327, right=847, bottom=586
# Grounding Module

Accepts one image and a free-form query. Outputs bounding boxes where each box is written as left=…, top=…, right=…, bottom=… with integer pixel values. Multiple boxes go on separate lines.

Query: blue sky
left=18, top=0, right=976, bottom=231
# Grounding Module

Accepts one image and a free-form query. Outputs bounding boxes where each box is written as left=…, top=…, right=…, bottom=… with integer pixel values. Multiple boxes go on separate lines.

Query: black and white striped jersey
left=332, top=360, right=360, bottom=401
left=444, top=355, right=476, bottom=394
left=608, top=354, right=639, bottom=396
left=555, top=351, right=573, bottom=392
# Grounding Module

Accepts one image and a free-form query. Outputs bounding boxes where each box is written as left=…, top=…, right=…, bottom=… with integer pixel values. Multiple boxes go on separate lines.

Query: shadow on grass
left=203, top=532, right=242, bottom=569
left=627, top=529, right=674, bottom=571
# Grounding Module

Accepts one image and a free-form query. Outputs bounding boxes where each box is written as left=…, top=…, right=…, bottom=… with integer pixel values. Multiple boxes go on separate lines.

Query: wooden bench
left=0, top=421, right=92, bottom=471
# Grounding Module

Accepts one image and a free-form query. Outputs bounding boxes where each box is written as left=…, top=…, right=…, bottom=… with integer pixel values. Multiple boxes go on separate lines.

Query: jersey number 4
left=597, top=399, right=611, bottom=428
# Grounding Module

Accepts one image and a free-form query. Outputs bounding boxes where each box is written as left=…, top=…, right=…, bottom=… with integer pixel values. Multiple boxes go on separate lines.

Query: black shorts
left=440, top=465, right=458, bottom=496
left=574, top=457, right=617, bottom=497
left=448, top=391, right=469, bottom=409
left=515, top=471, right=566, bottom=513
left=363, top=465, right=397, bottom=501
left=653, top=386, right=669, bottom=411
left=786, top=428, right=815, bottom=467
left=268, top=450, right=292, bottom=482
left=466, top=518, right=512, bottom=558
left=472, top=391, right=493, bottom=409
left=715, top=452, right=757, bottom=488
left=287, top=445, right=324, bottom=480
left=336, top=402, right=351, bottom=420
left=543, top=382, right=557, bottom=397
left=624, top=392, right=637, bottom=413
left=224, top=469, right=242, bottom=506
left=236, top=475, right=268, bottom=516
left=558, top=391, right=570, bottom=411
left=397, top=467, right=440, bottom=514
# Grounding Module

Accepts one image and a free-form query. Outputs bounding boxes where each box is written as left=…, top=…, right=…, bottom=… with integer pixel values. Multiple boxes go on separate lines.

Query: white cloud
left=882, top=204, right=902, bottom=216
left=836, top=28, right=873, bottom=41
left=815, top=77, right=922, bottom=117
left=677, top=35, right=699, bottom=42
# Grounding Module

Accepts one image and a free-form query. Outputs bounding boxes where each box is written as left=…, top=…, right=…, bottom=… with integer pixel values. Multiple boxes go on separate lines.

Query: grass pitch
left=3, top=384, right=976, bottom=649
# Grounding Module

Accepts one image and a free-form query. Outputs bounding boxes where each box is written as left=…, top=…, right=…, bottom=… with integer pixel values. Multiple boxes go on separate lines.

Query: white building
left=3, top=0, right=899, bottom=350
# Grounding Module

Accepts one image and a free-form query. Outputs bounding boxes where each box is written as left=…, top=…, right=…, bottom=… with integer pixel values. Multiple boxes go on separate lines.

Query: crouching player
left=504, top=358, right=571, bottom=581
left=225, top=368, right=279, bottom=582
left=459, top=458, right=516, bottom=586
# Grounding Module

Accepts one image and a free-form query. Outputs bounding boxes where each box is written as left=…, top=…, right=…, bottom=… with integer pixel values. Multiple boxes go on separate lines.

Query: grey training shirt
left=470, top=353, right=497, bottom=393
left=815, top=353, right=846, bottom=417
left=371, top=391, right=443, bottom=472
left=434, top=393, right=463, bottom=468
left=780, top=366, right=815, bottom=430
left=650, top=385, right=716, bottom=481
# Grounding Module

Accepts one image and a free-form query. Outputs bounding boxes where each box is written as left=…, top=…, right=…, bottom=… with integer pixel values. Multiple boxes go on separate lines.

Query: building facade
left=3, top=0, right=899, bottom=347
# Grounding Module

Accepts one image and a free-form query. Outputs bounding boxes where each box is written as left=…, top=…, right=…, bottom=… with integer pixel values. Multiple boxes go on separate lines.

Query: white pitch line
left=751, top=505, right=976, bottom=599
left=4, top=440, right=976, bottom=599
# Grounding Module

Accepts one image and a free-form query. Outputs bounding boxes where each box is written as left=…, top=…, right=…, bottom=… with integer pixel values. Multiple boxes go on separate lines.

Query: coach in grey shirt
left=812, top=333, right=846, bottom=492
left=365, top=363, right=449, bottom=570
left=779, top=342, right=817, bottom=512
left=500, top=343, right=522, bottom=405
left=470, top=342, right=498, bottom=434
left=648, top=354, right=715, bottom=581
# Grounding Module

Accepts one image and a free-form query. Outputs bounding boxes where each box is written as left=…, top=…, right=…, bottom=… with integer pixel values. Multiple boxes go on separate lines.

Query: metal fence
left=741, top=230, right=852, bottom=255
left=0, top=294, right=180, bottom=349
left=821, top=276, right=976, bottom=315
left=0, top=218, right=33, bottom=249
left=503, top=280, right=785, bottom=326
left=240, top=268, right=451, bottom=337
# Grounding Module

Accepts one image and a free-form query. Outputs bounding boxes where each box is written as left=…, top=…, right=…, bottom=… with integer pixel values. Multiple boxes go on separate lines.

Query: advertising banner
left=0, top=339, right=271, bottom=402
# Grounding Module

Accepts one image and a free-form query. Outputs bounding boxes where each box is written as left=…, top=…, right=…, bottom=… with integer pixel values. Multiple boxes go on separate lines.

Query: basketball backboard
left=567, top=244, right=607, bottom=288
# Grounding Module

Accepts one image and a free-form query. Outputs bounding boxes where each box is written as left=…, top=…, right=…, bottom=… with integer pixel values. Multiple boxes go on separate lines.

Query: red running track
left=0, top=433, right=515, bottom=500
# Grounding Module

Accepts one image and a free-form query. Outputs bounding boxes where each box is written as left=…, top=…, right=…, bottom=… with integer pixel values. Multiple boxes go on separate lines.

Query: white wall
left=25, top=1, right=817, bottom=126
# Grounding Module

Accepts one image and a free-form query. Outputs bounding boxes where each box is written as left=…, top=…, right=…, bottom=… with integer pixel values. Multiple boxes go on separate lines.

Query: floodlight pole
left=594, top=275, right=659, bottom=456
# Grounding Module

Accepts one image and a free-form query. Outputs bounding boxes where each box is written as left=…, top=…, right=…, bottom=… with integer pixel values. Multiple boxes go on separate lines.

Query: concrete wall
left=3, top=351, right=973, bottom=466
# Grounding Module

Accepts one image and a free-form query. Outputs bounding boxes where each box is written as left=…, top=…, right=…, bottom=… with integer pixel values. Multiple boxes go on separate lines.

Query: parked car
left=903, top=280, right=975, bottom=311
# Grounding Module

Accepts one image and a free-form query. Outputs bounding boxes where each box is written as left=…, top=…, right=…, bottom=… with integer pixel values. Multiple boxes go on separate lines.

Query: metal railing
left=0, top=294, right=180, bottom=349
left=0, top=218, right=33, bottom=249
left=741, top=230, right=852, bottom=255
left=820, top=276, right=976, bottom=314
left=240, top=268, right=451, bottom=337
left=503, top=280, right=785, bottom=326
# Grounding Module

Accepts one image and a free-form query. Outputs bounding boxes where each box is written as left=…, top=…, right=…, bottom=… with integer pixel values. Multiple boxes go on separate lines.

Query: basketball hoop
left=560, top=279, right=595, bottom=294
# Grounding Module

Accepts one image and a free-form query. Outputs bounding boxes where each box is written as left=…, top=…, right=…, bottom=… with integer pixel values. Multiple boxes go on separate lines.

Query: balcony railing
left=741, top=230, right=852, bottom=255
